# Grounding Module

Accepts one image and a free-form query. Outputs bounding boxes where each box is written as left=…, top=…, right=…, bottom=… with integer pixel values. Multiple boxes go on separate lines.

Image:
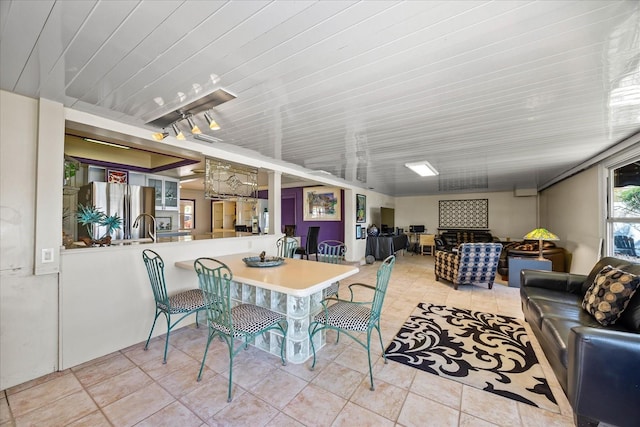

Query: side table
left=508, top=257, right=551, bottom=288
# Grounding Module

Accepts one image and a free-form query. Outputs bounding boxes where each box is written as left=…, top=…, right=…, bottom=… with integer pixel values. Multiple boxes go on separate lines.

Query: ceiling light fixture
left=172, top=123, right=186, bottom=141
left=82, top=137, right=130, bottom=150
left=152, top=130, right=169, bottom=141
left=405, top=161, right=439, bottom=177
left=146, top=88, right=235, bottom=141
left=204, top=112, right=220, bottom=130
left=186, top=116, right=201, bottom=134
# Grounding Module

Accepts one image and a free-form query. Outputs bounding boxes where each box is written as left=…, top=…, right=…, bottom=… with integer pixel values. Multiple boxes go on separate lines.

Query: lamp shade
left=524, top=228, right=558, bottom=260
left=523, top=228, right=559, bottom=241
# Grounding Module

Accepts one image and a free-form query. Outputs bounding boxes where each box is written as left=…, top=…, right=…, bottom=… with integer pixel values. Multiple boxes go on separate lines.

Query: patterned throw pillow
left=582, top=265, right=640, bottom=326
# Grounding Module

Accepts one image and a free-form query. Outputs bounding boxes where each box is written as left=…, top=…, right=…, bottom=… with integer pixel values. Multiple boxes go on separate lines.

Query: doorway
left=282, top=196, right=296, bottom=234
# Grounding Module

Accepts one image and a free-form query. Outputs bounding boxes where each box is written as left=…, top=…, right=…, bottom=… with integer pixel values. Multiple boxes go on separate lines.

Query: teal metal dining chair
left=276, top=235, right=298, bottom=258
left=308, top=255, right=396, bottom=391
left=142, top=249, right=207, bottom=363
left=194, top=257, right=288, bottom=402
left=317, top=240, right=347, bottom=298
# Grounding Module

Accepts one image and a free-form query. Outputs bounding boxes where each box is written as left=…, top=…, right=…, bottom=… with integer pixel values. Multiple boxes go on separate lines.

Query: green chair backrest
left=142, top=249, right=170, bottom=307
left=276, top=236, right=298, bottom=258
left=370, top=255, right=396, bottom=324
left=318, top=240, right=346, bottom=264
left=194, top=258, right=234, bottom=332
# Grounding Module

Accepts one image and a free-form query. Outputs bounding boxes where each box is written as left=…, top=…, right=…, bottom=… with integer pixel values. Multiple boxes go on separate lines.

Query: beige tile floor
left=1, top=254, right=576, bottom=426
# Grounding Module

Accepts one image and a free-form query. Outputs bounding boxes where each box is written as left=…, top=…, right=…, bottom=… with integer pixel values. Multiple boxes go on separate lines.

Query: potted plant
left=76, top=204, right=122, bottom=246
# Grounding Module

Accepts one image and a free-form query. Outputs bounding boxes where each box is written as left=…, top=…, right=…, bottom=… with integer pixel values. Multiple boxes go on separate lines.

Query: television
left=380, top=207, right=395, bottom=233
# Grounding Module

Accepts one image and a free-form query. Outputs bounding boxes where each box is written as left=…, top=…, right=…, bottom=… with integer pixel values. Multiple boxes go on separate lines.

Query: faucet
left=133, top=213, right=157, bottom=242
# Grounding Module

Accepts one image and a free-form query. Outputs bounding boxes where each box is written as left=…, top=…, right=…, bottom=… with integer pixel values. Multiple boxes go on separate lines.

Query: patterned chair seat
left=210, top=304, right=286, bottom=337
left=158, top=289, right=206, bottom=313
left=323, top=282, right=340, bottom=299
left=313, top=302, right=371, bottom=332
left=434, top=243, right=502, bottom=290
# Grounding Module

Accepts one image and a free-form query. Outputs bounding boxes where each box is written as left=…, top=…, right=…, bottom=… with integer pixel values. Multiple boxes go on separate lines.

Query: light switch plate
left=42, top=248, right=54, bottom=263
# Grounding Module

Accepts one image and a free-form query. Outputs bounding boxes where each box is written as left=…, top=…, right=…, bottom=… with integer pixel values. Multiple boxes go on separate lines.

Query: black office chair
left=296, top=226, right=320, bottom=260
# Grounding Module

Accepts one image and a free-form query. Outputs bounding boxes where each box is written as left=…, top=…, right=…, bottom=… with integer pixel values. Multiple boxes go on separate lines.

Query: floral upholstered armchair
left=434, top=243, right=502, bottom=290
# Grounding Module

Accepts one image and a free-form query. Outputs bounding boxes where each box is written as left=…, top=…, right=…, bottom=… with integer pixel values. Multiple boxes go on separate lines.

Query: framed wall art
left=356, top=224, right=363, bottom=239
left=303, top=186, right=341, bottom=221
left=156, top=216, right=173, bottom=231
left=356, top=194, right=366, bottom=223
left=106, top=169, right=128, bottom=184
left=438, top=199, right=489, bottom=229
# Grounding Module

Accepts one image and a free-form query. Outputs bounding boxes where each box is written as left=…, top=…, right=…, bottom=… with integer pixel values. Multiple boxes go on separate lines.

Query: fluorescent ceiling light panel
left=405, top=161, right=438, bottom=177
left=83, top=138, right=130, bottom=149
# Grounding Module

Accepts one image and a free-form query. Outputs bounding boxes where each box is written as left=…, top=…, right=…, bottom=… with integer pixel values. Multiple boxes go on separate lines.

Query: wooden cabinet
left=211, top=200, right=236, bottom=230
left=147, top=175, right=179, bottom=211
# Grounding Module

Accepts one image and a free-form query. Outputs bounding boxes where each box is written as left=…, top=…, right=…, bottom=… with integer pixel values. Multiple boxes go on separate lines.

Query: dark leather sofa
left=435, top=230, right=493, bottom=252
left=498, top=241, right=567, bottom=279
left=520, top=256, right=640, bottom=427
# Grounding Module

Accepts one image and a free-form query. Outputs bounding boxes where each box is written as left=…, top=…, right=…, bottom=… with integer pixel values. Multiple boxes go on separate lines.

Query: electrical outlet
left=42, top=248, right=54, bottom=263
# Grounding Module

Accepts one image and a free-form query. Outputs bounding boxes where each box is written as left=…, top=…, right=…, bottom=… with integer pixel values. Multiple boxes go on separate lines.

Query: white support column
left=268, top=171, right=282, bottom=235
left=35, top=98, right=64, bottom=275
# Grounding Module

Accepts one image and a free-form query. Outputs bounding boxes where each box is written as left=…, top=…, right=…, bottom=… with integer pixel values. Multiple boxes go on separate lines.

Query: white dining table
left=175, top=252, right=359, bottom=363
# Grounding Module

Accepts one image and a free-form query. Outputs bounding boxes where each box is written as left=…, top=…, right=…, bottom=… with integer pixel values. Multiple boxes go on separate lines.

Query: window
left=607, top=158, right=640, bottom=260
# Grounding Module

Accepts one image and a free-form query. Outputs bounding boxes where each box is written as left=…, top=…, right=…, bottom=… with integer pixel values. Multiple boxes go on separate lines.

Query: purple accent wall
left=259, top=187, right=344, bottom=246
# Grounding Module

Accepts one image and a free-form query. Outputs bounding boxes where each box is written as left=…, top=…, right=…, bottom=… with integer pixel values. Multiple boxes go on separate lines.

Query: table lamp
left=523, top=228, right=559, bottom=260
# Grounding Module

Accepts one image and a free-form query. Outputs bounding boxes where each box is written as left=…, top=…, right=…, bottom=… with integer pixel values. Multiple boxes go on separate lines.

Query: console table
left=366, top=234, right=409, bottom=260
left=508, top=257, right=551, bottom=288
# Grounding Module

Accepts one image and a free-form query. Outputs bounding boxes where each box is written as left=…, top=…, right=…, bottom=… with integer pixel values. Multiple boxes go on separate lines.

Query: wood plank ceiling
left=1, top=0, right=638, bottom=195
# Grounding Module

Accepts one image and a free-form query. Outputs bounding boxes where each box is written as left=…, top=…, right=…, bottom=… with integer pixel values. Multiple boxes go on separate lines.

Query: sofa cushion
left=526, top=296, right=584, bottom=329
left=582, top=265, right=640, bottom=326
left=581, top=257, right=640, bottom=295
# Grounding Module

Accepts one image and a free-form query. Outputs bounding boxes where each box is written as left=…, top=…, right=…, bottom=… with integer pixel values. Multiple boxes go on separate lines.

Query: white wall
left=395, top=191, right=538, bottom=240
left=0, top=91, right=59, bottom=389
left=539, top=165, right=602, bottom=274
left=346, top=189, right=395, bottom=262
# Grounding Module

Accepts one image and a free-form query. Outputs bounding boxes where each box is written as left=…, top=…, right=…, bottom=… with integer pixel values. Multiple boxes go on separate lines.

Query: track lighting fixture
left=186, top=116, right=202, bottom=134
left=172, top=123, right=186, bottom=140
left=152, top=130, right=169, bottom=141
left=203, top=112, right=220, bottom=130
left=146, top=87, right=234, bottom=141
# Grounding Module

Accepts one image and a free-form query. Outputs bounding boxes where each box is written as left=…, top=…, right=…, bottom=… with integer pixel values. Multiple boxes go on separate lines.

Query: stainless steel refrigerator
left=77, top=182, right=156, bottom=240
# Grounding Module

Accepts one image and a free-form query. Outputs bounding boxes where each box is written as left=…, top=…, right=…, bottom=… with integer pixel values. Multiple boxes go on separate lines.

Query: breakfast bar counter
left=175, top=252, right=358, bottom=297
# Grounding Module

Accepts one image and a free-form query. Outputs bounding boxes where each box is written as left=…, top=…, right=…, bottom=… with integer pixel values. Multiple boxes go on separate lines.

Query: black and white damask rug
left=385, top=303, right=558, bottom=412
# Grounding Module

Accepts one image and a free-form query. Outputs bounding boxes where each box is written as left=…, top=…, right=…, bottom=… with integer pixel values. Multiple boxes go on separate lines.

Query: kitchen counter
left=68, top=231, right=262, bottom=248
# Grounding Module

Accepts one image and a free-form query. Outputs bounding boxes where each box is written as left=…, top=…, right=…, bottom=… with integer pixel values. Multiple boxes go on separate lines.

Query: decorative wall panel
left=205, top=158, right=257, bottom=200
left=439, top=199, right=488, bottom=229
